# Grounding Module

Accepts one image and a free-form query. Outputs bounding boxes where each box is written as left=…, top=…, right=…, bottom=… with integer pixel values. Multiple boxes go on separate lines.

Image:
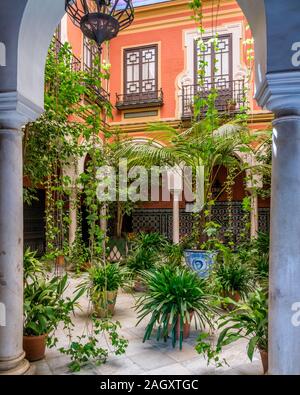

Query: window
left=124, top=45, right=158, bottom=99
left=83, top=37, right=100, bottom=71
left=194, top=34, right=232, bottom=85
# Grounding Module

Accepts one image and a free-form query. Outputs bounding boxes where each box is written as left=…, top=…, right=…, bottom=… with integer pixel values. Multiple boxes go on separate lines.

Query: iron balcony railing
left=116, top=89, right=164, bottom=110
left=54, top=37, right=82, bottom=72
left=53, top=37, right=110, bottom=106
left=181, top=79, right=245, bottom=119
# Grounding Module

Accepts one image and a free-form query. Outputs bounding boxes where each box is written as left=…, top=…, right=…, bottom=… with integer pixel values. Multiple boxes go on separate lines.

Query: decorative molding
left=255, top=71, right=300, bottom=116
left=0, top=91, right=43, bottom=129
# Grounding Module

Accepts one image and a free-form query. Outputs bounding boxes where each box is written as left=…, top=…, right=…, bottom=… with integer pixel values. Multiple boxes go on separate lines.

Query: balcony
left=54, top=37, right=81, bottom=72
left=181, top=79, right=245, bottom=119
left=53, top=37, right=110, bottom=107
left=116, top=89, right=164, bottom=110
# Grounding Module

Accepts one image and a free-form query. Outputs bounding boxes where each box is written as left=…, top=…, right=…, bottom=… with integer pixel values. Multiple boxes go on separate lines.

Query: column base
left=0, top=359, right=35, bottom=375
left=0, top=352, right=35, bottom=375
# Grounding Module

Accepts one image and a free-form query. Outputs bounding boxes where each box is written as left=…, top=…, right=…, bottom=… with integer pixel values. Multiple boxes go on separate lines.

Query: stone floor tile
left=129, top=349, right=177, bottom=370
left=95, top=355, right=145, bottom=375
left=145, top=363, right=193, bottom=376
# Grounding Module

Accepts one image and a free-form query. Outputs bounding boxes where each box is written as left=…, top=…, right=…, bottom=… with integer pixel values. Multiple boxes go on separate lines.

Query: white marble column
left=68, top=187, right=77, bottom=246
left=250, top=194, right=259, bottom=239
left=0, top=122, right=30, bottom=375
left=100, top=205, right=107, bottom=261
left=268, top=116, right=300, bottom=375
left=172, top=191, right=180, bottom=244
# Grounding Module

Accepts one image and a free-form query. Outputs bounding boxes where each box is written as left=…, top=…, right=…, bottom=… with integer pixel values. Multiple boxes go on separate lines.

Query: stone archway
left=0, top=0, right=66, bottom=375
left=1, top=0, right=300, bottom=376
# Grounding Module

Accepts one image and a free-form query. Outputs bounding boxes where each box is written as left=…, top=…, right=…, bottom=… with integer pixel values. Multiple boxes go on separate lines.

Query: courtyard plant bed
left=135, top=265, right=216, bottom=350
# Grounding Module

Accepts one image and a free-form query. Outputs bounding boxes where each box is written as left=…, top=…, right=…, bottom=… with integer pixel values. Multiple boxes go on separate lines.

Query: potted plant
left=211, top=247, right=255, bottom=309
left=23, top=250, right=82, bottom=361
left=195, top=290, right=268, bottom=374
left=118, top=106, right=253, bottom=277
left=126, top=232, right=167, bottom=291
left=85, top=262, right=128, bottom=318
left=68, top=237, right=91, bottom=273
left=135, top=266, right=215, bottom=349
left=183, top=221, right=221, bottom=278
left=226, top=99, right=237, bottom=112
left=23, top=274, right=80, bottom=361
left=238, top=231, right=270, bottom=291
left=217, top=290, right=268, bottom=374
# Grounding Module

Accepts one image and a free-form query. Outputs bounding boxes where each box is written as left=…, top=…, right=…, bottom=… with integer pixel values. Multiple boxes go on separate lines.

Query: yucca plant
left=135, top=266, right=216, bottom=349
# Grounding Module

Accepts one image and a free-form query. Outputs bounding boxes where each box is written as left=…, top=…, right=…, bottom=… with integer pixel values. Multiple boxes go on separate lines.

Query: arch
left=17, top=0, right=66, bottom=113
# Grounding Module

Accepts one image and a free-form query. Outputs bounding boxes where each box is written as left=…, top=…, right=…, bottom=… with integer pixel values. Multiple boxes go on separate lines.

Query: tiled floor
left=33, top=276, right=263, bottom=375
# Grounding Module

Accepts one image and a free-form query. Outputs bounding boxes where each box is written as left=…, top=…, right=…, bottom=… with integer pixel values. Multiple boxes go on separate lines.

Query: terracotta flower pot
left=81, top=261, right=92, bottom=271
left=222, top=291, right=241, bottom=311
left=23, top=334, right=47, bottom=362
left=259, top=349, right=268, bottom=374
left=56, top=255, right=65, bottom=266
left=133, top=280, right=148, bottom=293
left=93, top=290, right=118, bottom=318
left=169, top=312, right=194, bottom=340
left=227, top=102, right=236, bottom=112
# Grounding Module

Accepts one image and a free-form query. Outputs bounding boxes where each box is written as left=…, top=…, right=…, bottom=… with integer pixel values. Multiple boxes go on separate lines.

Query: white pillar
left=100, top=205, right=107, bottom=261
left=250, top=193, right=259, bottom=239
left=269, top=116, right=300, bottom=375
left=68, top=187, right=77, bottom=246
left=0, top=124, right=30, bottom=375
left=172, top=191, right=180, bottom=244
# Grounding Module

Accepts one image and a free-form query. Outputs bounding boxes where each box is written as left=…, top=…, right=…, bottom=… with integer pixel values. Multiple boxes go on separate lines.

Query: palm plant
left=117, top=119, right=258, bottom=247
left=135, top=266, right=216, bottom=349
left=118, top=119, right=252, bottom=205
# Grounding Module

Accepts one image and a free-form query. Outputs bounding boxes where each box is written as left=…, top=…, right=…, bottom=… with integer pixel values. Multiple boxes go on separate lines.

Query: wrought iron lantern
left=65, top=0, right=134, bottom=47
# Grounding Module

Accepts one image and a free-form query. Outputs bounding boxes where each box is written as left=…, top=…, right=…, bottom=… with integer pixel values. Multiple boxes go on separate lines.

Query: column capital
left=256, top=71, right=300, bottom=117
left=0, top=91, right=43, bottom=130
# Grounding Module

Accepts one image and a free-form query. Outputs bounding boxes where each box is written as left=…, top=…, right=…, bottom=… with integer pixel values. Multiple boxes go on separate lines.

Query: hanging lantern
left=65, top=0, right=134, bottom=47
